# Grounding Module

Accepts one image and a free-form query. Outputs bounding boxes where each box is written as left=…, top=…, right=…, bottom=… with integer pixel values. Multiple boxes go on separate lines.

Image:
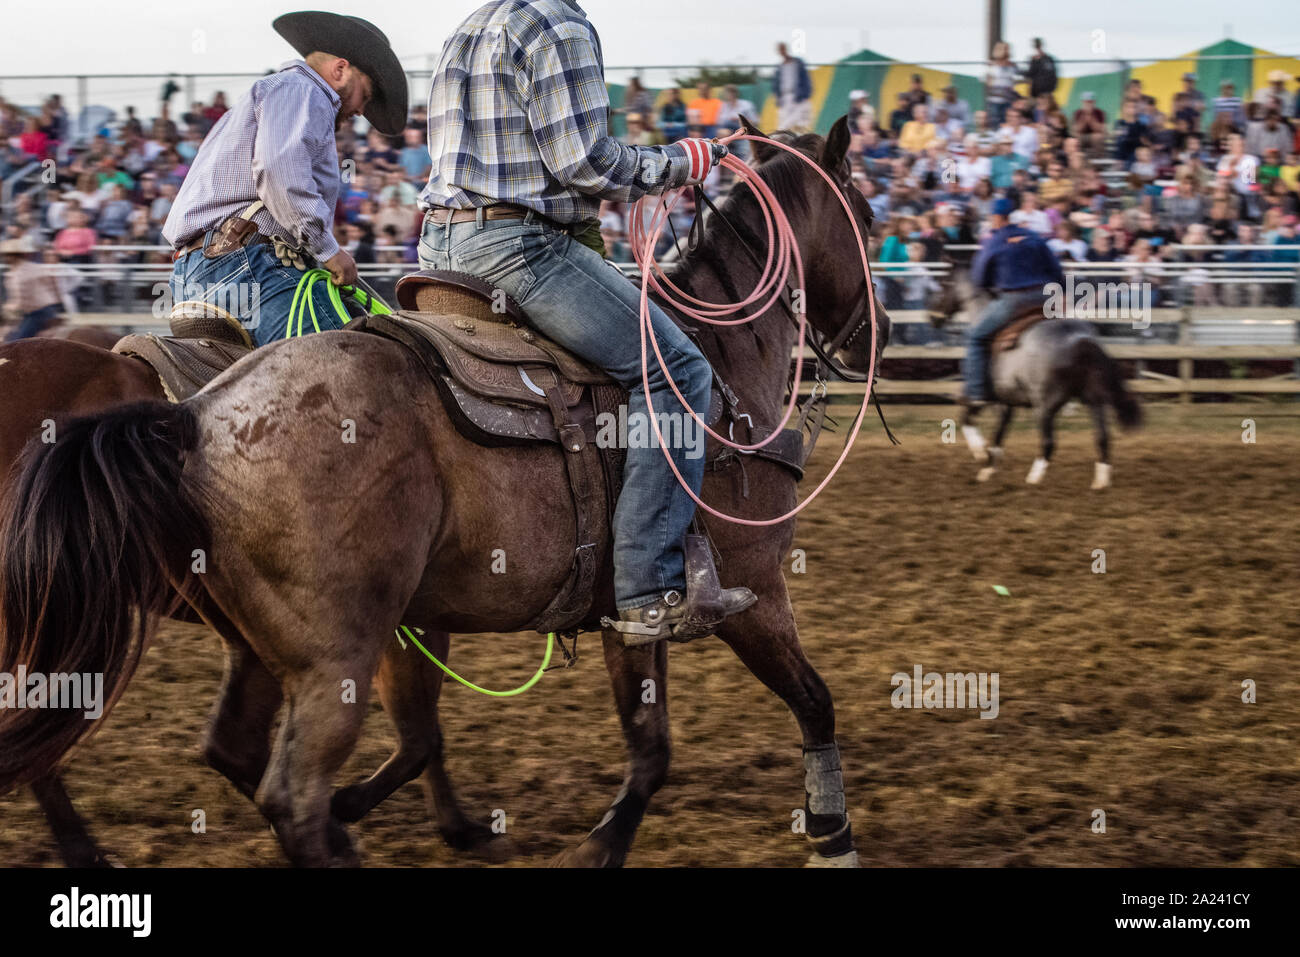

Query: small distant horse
left=931, top=274, right=1142, bottom=488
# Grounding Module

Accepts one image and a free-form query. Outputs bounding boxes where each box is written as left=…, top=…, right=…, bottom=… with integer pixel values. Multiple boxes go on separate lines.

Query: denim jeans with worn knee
left=963, top=288, right=1048, bottom=400
left=418, top=211, right=712, bottom=610
left=168, top=234, right=341, bottom=346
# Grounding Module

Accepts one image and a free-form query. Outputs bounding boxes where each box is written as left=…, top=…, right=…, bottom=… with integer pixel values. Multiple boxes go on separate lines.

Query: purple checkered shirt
left=163, top=60, right=343, bottom=262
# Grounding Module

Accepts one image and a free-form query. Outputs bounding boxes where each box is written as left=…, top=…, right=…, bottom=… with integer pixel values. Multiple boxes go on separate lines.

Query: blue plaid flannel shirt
left=419, top=0, right=695, bottom=224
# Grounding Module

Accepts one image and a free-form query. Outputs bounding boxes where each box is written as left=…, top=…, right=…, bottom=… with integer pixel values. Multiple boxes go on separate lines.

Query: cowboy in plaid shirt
left=418, top=0, right=755, bottom=643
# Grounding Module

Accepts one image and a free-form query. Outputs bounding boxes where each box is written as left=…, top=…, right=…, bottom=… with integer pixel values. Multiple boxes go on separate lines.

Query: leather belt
left=425, top=204, right=546, bottom=227
left=172, top=232, right=273, bottom=262
left=172, top=238, right=205, bottom=262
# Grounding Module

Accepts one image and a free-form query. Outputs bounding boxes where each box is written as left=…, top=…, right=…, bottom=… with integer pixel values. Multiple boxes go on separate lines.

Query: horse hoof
left=1025, top=458, right=1048, bottom=485
left=805, top=849, right=860, bottom=868
left=962, top=425, right=987, bottom=460
left=439, top=822, right=517, bottom=862
left=1091, top=462, right=1112, bottom=490
left=550, top=839, right=618, bottom=868
left=976, top=466, right=996, bottom=482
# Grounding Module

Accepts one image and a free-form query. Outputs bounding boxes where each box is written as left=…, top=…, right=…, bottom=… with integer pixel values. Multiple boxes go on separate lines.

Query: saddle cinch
left=114, top=273, right=733, bottom=635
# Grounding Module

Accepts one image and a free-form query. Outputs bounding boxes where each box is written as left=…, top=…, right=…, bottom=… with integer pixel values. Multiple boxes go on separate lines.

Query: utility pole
left=987, top=0, right=1003, bottom=56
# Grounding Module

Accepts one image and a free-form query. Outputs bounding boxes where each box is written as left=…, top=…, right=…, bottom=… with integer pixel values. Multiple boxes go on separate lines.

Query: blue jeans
left=168, top=235, right=341, bottom=346
left=418, top=212, right=712, bottom=610
left=964, top=289, right=1048, bottom=400
left=4, top=304, right=58, bottom=341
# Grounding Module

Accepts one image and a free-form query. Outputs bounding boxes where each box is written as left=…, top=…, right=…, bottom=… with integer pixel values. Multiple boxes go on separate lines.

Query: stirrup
left=601, top=534, right=757, bottom=647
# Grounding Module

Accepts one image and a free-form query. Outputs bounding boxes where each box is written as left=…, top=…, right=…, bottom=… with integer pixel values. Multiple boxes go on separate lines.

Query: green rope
left=284, top=268, right=393, bottom=339
left=398, top=626, right=554, bottom=697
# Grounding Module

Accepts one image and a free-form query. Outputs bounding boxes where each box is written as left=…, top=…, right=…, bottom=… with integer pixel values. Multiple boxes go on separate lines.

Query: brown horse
left=0, top=117, right=888, bottom=866
left=0, top=343, right=507, bottom=864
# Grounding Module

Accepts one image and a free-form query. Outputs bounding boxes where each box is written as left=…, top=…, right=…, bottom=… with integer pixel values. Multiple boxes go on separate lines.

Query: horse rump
left=1075, top=337, right=1142, bottom=431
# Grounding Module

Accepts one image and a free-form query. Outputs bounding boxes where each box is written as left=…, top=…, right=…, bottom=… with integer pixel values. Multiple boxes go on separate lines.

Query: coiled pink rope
left=627, top=132, right=880, bottom=526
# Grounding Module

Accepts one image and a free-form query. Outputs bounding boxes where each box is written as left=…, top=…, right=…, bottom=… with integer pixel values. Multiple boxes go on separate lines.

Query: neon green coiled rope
left=282, top=270, right=555, bottom=697
left=283, top=268, right=393, bottom=339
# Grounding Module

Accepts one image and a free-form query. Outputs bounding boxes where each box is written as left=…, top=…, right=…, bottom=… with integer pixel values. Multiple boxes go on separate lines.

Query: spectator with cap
left=847, top=90, right=875, bottom=131
left=622, top=113, right=654, bottom=147
left=1177, top=73, right=1205, bottom=124
left=1254, top=70, right=1294, bottom=116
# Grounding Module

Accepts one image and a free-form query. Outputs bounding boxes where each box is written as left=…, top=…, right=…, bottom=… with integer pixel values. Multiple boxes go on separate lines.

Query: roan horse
left=931, top=274, right=1142, bottom=488
left=0, top=117, right=888, bottom=866
left=0, top=338, right=512, bottom=864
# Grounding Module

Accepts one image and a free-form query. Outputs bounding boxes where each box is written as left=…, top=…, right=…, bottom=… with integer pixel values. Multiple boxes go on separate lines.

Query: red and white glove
left=678, top=138, right=729, bottom=185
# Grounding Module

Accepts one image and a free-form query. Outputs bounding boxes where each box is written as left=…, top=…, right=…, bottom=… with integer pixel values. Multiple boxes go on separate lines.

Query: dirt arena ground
left=2, top=401, right=1297, bottom=867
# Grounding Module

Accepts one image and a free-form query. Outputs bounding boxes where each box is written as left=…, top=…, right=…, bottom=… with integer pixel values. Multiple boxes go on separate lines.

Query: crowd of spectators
left=834, top=45, right=1300, bottom=342
left=3, top=40, right=1300, bottom=332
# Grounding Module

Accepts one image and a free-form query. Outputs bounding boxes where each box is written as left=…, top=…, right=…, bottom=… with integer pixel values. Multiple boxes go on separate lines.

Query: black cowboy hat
left=273, top=11, right=408, bottom=135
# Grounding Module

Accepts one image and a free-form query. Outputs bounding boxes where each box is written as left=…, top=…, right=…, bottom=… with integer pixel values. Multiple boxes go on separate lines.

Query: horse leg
left=552, top=631, right=669, bottom=868
left=31, top=774, right=117, bottom=868
left=976, top=405, right=1014, bottom=482
left=256, top=657, right=377, bottom=867
left=201, top=629, right=283, bottom=801
left=329, top=632, right=515, bottom=860
left=1026, top=395, right=1067, bottom=485
left=960, top=402, right=989, bottom=461
left=1089, top=402, right=1112, bottom=489
left=715, top=571, right=857, bottom=867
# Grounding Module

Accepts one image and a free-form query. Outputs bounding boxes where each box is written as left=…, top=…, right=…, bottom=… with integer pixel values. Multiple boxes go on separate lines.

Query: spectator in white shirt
left=1016, top=191, right=1052, bottom=235
left=998, top=107, right=1039, bottom=160
left=955, top=134, right=991, bottom=190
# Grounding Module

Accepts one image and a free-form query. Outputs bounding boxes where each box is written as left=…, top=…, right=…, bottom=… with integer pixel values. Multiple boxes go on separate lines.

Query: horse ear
left=738, top=113, right=779, bottom=164
left=821, top=115, right=851, bottom=172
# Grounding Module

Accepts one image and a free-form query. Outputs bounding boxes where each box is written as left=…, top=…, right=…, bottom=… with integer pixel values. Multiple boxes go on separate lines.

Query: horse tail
left=0, top=401, right=208, bottom=794
left=1076, top=337, right=1142, bottom=431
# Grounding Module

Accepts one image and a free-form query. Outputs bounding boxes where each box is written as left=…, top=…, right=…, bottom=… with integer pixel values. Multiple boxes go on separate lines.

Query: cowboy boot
left=602, top=534, right=756, bottom=647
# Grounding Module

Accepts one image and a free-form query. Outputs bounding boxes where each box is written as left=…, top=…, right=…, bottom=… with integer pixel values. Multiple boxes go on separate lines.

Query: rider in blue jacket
left=964, top=198, right=1066, bottom=403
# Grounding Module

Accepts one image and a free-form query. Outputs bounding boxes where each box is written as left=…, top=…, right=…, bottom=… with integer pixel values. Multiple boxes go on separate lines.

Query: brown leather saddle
left=990, top=302, right=1049, bottom=356
left=113, top=301, right=253, bottom=402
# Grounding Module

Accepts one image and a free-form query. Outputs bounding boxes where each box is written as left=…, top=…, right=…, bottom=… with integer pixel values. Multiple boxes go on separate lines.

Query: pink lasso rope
left=627, top=132, right=880, bottom=527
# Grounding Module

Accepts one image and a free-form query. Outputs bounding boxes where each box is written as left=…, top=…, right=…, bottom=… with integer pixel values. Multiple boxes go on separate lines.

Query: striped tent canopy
left=608, top=39, right=1300, bottom=138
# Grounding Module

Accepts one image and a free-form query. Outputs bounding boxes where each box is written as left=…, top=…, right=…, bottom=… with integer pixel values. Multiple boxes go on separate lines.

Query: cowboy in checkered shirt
left=418, top=0, right=755, bottom=643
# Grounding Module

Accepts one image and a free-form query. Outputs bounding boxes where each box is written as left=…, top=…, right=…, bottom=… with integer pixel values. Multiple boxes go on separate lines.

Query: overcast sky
left=1, top=0, right=1296, bottom=102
